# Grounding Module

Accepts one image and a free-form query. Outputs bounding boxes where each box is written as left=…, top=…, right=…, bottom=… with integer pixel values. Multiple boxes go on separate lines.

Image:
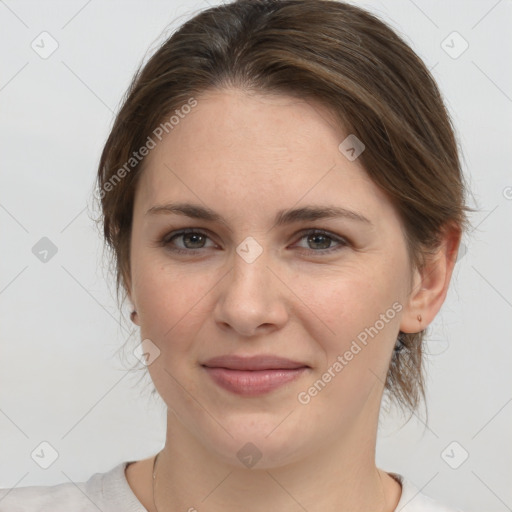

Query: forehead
left=134, top=88, right=394, bottom=223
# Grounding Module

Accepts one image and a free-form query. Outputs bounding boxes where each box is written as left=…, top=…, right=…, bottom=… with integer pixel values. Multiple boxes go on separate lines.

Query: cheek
left=294, top=271, right=404, bottom=417
left=132, top=259, right=215, bottom=398
left=132, top=253, right=214, bottom=344
left=293, top=261, right=405, bottom=364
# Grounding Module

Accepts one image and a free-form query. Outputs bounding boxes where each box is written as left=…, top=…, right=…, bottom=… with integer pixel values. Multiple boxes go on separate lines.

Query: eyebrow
left=146, top=202, right=372, bottom=227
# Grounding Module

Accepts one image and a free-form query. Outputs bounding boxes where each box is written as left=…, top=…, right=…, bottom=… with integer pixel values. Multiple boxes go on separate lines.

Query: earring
left=130, top=310, right=137, bottom=322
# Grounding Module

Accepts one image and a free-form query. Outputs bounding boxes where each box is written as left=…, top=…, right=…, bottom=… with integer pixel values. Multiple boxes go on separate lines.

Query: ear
left=400, top=224, right=461, bottom=333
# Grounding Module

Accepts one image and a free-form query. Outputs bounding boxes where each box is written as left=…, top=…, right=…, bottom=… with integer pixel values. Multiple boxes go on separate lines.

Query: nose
left=213, top=247, right=288, bottom=337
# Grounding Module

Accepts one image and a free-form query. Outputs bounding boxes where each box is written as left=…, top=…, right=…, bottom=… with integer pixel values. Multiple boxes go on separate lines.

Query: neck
left=152, top=402, right=401, bottom=512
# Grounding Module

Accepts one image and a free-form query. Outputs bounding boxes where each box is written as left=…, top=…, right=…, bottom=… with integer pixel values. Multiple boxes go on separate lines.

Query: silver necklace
left=152, top=451, right=161, bottom=512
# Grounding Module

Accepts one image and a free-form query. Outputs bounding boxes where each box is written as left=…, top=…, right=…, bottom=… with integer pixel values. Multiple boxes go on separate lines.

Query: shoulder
left=392, top=473, right=465, bottom=512
left=0, top=478, right=97, bottom=512
left=0, top=461, right=144, bottom=512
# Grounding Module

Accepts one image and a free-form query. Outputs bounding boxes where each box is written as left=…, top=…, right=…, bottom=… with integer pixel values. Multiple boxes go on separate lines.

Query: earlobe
left=125, top=275, right=139, bottom=326
left=400, top=226, right=461, bottom=334
left=128, top=295, right=139, bottom=326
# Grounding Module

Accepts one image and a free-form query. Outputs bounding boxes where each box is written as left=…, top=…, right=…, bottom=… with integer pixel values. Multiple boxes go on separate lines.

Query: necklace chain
left=152, top=451, right=161, bottom=512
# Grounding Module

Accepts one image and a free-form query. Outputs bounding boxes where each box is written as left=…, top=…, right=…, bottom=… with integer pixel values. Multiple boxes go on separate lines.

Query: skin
left=124, top=88, right=460, bottom=512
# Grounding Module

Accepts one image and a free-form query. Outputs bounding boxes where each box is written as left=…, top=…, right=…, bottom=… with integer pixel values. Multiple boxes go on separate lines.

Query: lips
left=201, top=355, right=310, bottom=396
left=201, top=354, right=309, bottom=371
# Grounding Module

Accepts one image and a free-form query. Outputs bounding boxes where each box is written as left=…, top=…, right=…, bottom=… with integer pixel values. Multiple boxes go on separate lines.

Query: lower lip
left=203, top=367, right=308, bottom=396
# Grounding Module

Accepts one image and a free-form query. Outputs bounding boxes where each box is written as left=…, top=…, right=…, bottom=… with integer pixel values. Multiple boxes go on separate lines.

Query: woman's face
left=128, top=88, right=417, bottom=467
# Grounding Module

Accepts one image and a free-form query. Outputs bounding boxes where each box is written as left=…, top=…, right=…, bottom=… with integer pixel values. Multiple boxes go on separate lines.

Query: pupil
left=185, top=233, right=204, bottom=248
left=309, top=234, right=330, bottom=249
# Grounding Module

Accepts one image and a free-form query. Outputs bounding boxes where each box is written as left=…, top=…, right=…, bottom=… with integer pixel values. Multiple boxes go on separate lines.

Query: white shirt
left=0, top=462, right=464, bottom=512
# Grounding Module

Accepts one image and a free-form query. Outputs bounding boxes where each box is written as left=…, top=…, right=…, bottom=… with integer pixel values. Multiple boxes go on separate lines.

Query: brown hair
left=94, top=0, right=471, bottom=418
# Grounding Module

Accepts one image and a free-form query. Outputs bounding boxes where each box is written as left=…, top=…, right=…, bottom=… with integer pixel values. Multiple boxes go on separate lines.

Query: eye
left=161, top=229, right=216, bottom=254
left=293, top=229, right=348, bottom=254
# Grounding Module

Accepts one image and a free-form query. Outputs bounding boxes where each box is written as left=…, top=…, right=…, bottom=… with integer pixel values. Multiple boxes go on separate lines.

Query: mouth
left=201, top=355, right=310, bottom=396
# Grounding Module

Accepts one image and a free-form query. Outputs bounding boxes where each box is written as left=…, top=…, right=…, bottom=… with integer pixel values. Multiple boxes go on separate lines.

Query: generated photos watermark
left=96, top=97, right=198, bottom=199
left=297, top=301, right=403, bottom=404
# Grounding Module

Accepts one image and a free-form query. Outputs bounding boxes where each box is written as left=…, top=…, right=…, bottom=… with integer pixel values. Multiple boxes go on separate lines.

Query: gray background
left=0, top=1, right=511, bottom=511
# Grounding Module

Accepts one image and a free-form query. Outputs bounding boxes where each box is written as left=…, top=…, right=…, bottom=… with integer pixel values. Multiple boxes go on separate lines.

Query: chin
left=198, top=421, right=312, bottom=470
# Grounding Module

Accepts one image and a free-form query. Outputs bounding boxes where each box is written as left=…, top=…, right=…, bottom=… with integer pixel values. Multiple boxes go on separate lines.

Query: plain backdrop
left=0, top=1, right=511, bottom=511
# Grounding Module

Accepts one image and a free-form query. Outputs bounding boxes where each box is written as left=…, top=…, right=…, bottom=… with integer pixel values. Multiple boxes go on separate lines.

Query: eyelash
left=159, top=228, right=349, bottom=256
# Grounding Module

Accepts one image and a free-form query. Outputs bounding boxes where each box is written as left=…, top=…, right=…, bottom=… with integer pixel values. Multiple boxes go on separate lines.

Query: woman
left=0, top=0, right=469, bottom=510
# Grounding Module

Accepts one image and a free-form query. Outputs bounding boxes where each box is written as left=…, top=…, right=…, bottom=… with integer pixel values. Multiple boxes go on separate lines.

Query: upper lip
left=201, top=355, right=309, bottom=371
